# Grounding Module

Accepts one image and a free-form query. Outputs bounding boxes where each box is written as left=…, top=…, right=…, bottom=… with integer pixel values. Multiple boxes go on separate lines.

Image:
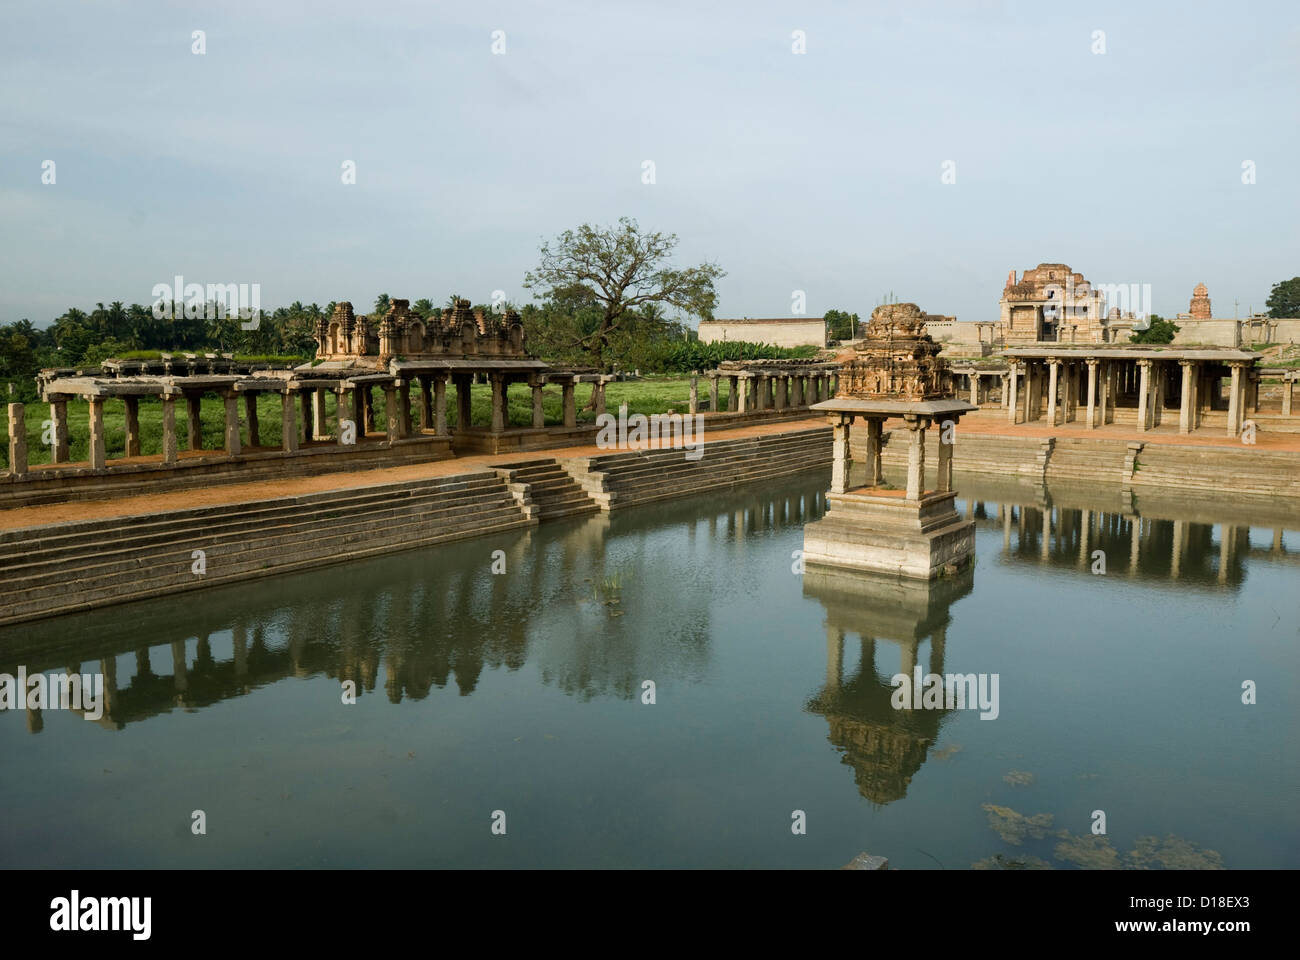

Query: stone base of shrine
left=802, top=488, right=975, bottom=580
left=451, top=425, right=600, bottom=454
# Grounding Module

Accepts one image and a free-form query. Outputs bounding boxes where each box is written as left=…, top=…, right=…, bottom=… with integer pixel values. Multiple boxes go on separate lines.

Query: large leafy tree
left=1130, top=314, right=1180, bottom=344
left=1266, top=277, right=1300, bottom=319
left=823, top=308, right=860, bottom=341
left=523, top=217, right=725, bottom=370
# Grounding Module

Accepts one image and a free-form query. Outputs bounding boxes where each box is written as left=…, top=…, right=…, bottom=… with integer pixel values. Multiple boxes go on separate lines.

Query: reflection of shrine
left=803, top=565, right=974, bottom=805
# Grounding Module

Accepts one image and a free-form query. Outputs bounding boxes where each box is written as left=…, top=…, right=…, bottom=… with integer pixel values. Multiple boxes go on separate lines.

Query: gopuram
left=802, top=303, right=976, bottom=579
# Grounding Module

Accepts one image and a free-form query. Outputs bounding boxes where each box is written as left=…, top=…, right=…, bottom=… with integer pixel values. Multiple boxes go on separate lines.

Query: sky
left=1, top=0, right=1297, bottom=329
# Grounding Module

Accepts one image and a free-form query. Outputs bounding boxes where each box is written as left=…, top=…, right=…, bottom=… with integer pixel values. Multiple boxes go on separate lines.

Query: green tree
left=523, top=217, right=725, bottom=370
left=1266, top=277, right=1300, bottom=319
left=823, top=308, right=860, bottom=341
left=1130, top=314, right=1180, bottom=344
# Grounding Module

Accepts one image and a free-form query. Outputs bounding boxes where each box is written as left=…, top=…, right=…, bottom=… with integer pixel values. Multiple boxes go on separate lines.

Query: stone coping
left=1001, top=347, right=1258, bottom=362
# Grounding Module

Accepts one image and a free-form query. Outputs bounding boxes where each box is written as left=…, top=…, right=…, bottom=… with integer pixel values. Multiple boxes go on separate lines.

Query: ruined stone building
left=998, top=263, right=1109, bottom=344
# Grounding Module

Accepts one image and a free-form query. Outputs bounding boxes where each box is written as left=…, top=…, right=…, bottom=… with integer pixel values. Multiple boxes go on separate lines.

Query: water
left=1, top=470, right=1296, bottom=869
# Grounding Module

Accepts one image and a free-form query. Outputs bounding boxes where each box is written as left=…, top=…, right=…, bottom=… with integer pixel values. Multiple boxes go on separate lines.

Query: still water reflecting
left=1, top=469, right=1296, bottom=869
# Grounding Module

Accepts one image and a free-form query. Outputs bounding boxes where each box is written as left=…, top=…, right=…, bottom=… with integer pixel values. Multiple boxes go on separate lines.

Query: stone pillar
left=1046, top=359, right=1059, bottom=425
left=7, top=403, right=26, bottom=477
left=281, top=390, right=298, bottom=453
left=383, top=384, right=399, bottom=443
left=123, top=396, right=141, bottom=457
left=1179, top=361, right=1194, bottom=435
left=420, top=377, right=433, bottom=431
left=1153, top=364, right=1167, bottom=427
left=905, top=418, right=927, bottom=501
left=1136, top=360, right=1152, bottom=433
left=830, top=417, right=851, bottom=494
left=399, top=380, right=412, bottom=438
left=187, top=395, right=202, bottom=450
left=1085, top=360, right=1098, bottom=430
left=161, top=394, right=178, bottom=464
left=753, top=374, right=765, bottom=411
left=865, top=417, right=883, bottom=487
left=531, top=379, right=545, bottom=429
left=335, top=389, right=350, bottom=445
left=561, top=380, right=576, bottom=428
left=969, top=372, right=979, bottom=406
left=708, top=375, right=719, bottom=412
left=727, top=376, right=739, bottom=412
left=434, top=376, right=449, bottom=435
left=737, top=375, right=751, bottom=413
left=88, top=397, right=106, bottom=469
left=300, top=391, right=313, bottom=441
left=774, top=376, right=788, bottom=410
left=489, top=375, right=506, bottom=434
left=937, top=423, right=954, bottom=493
left=791, top=375, right=805, bottom=407
left=689, top=376, right=699, bottom=415
left=244, top=392, right=260, bottom=447
left=1282, top=376, right=1294, bottom=417
left=361, top=387, right=374, bottom=435
left=50, top=399, right=70, bottom=463
left=1226, top=364, right=1242, bottom=437
left=1007, top=365, right=1019, bottom=423
left=223, top=393, right=241, bottom=456
left=457, top=378, right=473, bottom=430
left=313, top=389, right=328, bottom=439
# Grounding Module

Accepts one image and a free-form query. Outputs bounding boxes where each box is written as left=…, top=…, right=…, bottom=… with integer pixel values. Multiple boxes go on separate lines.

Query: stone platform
left=802, top=487, right=974, bottom=580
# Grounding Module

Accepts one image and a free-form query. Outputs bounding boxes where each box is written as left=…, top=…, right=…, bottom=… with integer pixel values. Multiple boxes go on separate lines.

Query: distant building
left=999, top=263, right=1111, bottom=343
left=1172, top=282, right=1300, bottom=346
left=697, top=318, right=826, bottom=348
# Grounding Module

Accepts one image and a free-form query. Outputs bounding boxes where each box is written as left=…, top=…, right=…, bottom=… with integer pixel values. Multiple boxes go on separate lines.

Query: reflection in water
left=0, top=468, right=1294, bottom=870
left=803, top=566, right=973, bottom=805
left=0, top=480, right=834, bottom=731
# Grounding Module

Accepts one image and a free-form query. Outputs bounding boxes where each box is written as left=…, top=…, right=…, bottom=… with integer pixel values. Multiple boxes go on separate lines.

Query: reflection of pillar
left=1129, top=516, right=1141, bottom=575
left=124, top=396, right=141, bottom=456
left=900, top=638, right=918, bottom=680
left=1271, top=528, right=1283, bottom=553
left=1040, top=507, right=1051, bottom=560
left=172, top=640, right=188, bottom=692
left=1218, top=526, right=1236, bottom=584
left=88, top=397, right=107, bottom=468
left=1002, top=503, right=1011, bottom=550
left=161, top=394, right=178, bottom=463
left=826, top=625, right=844, bottom=691
left=100, top=656, right=117, bottom=718
left=233, top=624, right=248, bottom=679
left=1171, top=520, right=1186, bottom=578
left=929, top=625, right=946, bottom=675
left=1078, top=509, right=1091, bottom=567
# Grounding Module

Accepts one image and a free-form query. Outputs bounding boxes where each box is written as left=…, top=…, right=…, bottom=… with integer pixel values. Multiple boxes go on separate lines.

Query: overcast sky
left=2, top=0, right=1297, bottom=328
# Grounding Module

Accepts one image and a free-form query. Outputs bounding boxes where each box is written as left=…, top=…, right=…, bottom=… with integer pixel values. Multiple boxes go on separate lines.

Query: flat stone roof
left=810, top=398, right=978, bottom=417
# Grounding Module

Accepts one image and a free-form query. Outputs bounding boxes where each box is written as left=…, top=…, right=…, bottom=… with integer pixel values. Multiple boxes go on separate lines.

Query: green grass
left=0, top=377, right=724, bottom=468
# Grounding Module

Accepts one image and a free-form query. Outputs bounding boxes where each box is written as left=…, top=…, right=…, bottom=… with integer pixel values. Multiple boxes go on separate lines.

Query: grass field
left=1, top=376, right=723, bottom=468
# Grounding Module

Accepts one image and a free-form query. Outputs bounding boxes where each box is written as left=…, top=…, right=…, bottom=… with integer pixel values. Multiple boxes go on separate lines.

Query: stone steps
left=0, top=471, right=535, bottom=626
left=492, top=458, right=600, bottom=521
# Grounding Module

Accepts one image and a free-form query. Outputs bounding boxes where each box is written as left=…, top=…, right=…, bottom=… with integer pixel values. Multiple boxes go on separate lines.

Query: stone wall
left=697, top=319, right=826, bottom=348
